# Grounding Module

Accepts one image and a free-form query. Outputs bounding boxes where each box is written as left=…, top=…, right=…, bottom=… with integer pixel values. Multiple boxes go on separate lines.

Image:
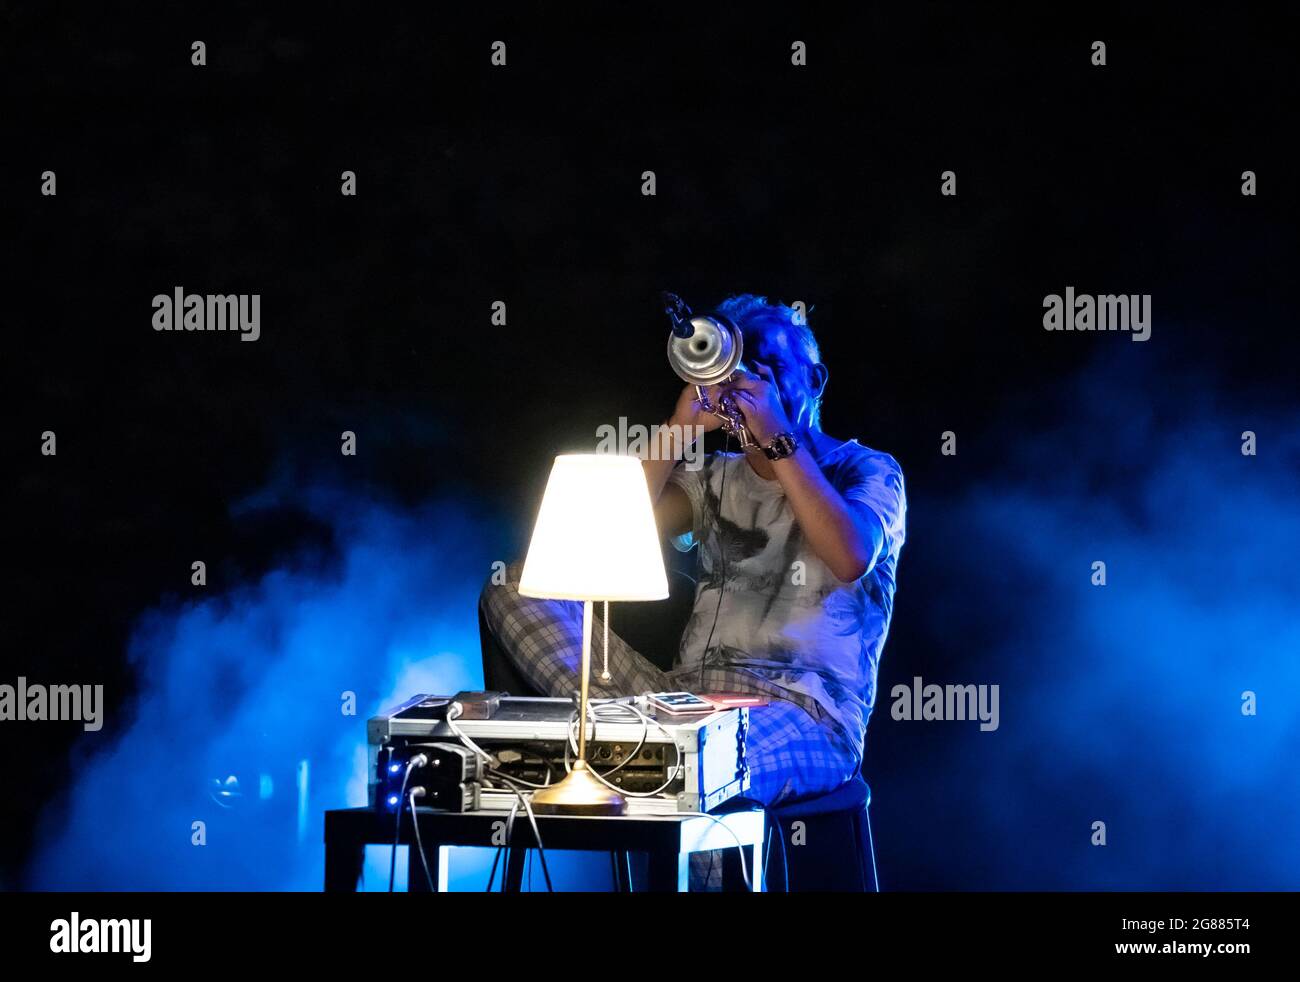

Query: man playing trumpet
left=482, top=293, right=906, bottom=810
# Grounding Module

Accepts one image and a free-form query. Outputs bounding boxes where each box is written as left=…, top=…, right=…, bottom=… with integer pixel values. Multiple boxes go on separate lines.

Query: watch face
left=766, top=433, right=797, bottom=459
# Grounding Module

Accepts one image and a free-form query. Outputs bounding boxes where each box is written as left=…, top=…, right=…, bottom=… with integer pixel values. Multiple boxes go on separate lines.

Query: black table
left=324, top=806, right=765, bottom=892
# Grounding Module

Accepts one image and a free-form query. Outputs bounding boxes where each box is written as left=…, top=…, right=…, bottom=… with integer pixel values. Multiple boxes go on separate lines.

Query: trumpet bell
left=666, top=315, right=743, bottom=387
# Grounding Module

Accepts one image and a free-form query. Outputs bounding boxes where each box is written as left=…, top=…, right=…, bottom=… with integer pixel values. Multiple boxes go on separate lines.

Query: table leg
left=611, top=850, right=633, bottom=892
left=324, top=835, right=364, bottom=892
left=646, top=850, right=689, bottom=892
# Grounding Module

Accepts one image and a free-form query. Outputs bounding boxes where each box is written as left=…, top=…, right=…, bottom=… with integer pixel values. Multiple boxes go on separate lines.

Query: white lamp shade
left=519, top=454, right=669, bottom=602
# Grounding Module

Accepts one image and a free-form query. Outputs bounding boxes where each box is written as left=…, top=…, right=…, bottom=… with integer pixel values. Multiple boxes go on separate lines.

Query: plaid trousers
left=480, top=562, right=862, bottom=809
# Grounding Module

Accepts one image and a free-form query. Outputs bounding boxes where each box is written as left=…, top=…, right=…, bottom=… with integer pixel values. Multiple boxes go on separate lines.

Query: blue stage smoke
left=882, top=350, right=1300, bottom=888
left=24, top=480, right=528, bottom=890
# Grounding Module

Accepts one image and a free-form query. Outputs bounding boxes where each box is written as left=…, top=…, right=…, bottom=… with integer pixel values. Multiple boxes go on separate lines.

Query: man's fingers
left=721, top=374, right=765, bottom=393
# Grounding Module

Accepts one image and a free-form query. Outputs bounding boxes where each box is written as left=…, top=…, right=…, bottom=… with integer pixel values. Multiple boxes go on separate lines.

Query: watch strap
left=762, top=432, right=799, bottom=461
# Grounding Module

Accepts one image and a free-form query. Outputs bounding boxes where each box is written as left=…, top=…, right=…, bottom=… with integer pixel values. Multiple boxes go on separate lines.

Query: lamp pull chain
left=599, top=600, right=612, bottom=682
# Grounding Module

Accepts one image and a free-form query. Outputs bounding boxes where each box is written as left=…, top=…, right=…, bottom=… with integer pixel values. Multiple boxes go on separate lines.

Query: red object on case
left=701, top=692, right=771, bottom=709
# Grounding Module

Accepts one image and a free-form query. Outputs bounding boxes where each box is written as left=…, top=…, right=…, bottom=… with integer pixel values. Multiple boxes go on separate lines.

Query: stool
left=763, top=775, right=878, bottom=892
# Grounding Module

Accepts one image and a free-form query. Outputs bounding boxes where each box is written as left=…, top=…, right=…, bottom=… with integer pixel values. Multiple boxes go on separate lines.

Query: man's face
left=740, top=324, right=821, bottom=431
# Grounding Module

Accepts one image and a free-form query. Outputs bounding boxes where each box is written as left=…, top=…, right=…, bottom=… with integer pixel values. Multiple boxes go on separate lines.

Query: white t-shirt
left=667, top=438, right=906, bottom=748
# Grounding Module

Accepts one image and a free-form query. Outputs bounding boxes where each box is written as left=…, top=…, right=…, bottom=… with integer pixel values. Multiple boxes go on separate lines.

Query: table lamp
left=518, top=454, right=669, bottom=815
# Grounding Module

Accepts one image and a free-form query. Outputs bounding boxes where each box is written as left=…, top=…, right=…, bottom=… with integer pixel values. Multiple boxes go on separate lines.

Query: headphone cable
left=697, top=432, right=731, bottom=691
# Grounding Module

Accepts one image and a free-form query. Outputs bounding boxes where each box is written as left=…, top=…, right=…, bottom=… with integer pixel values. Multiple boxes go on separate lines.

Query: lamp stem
left=577, top=598, right=593, bottom=762
left=528, top=595, right=626, bottom=815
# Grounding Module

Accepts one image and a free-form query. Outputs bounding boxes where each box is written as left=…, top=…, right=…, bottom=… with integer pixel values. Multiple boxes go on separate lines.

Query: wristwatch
left=762, top=432, right=799, bottom=461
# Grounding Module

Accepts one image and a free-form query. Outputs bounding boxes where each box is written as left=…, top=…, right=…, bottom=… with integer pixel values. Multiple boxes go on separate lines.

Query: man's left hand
left=721, top=366, right=792, bottom=446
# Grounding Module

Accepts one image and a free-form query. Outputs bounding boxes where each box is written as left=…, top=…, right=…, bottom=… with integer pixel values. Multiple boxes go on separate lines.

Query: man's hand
left=670, top=382, right=727, bottom=432
left=718, top=366, right=792, bottom=445
left=643, top=384, right=722, bottom=540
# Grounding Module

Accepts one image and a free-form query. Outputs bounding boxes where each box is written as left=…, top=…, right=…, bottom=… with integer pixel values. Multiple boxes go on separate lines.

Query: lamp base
left=529, top=760, right=627, bottom=816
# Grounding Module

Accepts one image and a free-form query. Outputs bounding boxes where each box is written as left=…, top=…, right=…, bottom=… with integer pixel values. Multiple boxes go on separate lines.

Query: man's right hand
left=671, top=383, right=727, bottom=433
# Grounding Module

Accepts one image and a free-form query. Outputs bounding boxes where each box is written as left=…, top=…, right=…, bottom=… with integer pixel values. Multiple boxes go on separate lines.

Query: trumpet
left=662, top=292, right=757, bottom=449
